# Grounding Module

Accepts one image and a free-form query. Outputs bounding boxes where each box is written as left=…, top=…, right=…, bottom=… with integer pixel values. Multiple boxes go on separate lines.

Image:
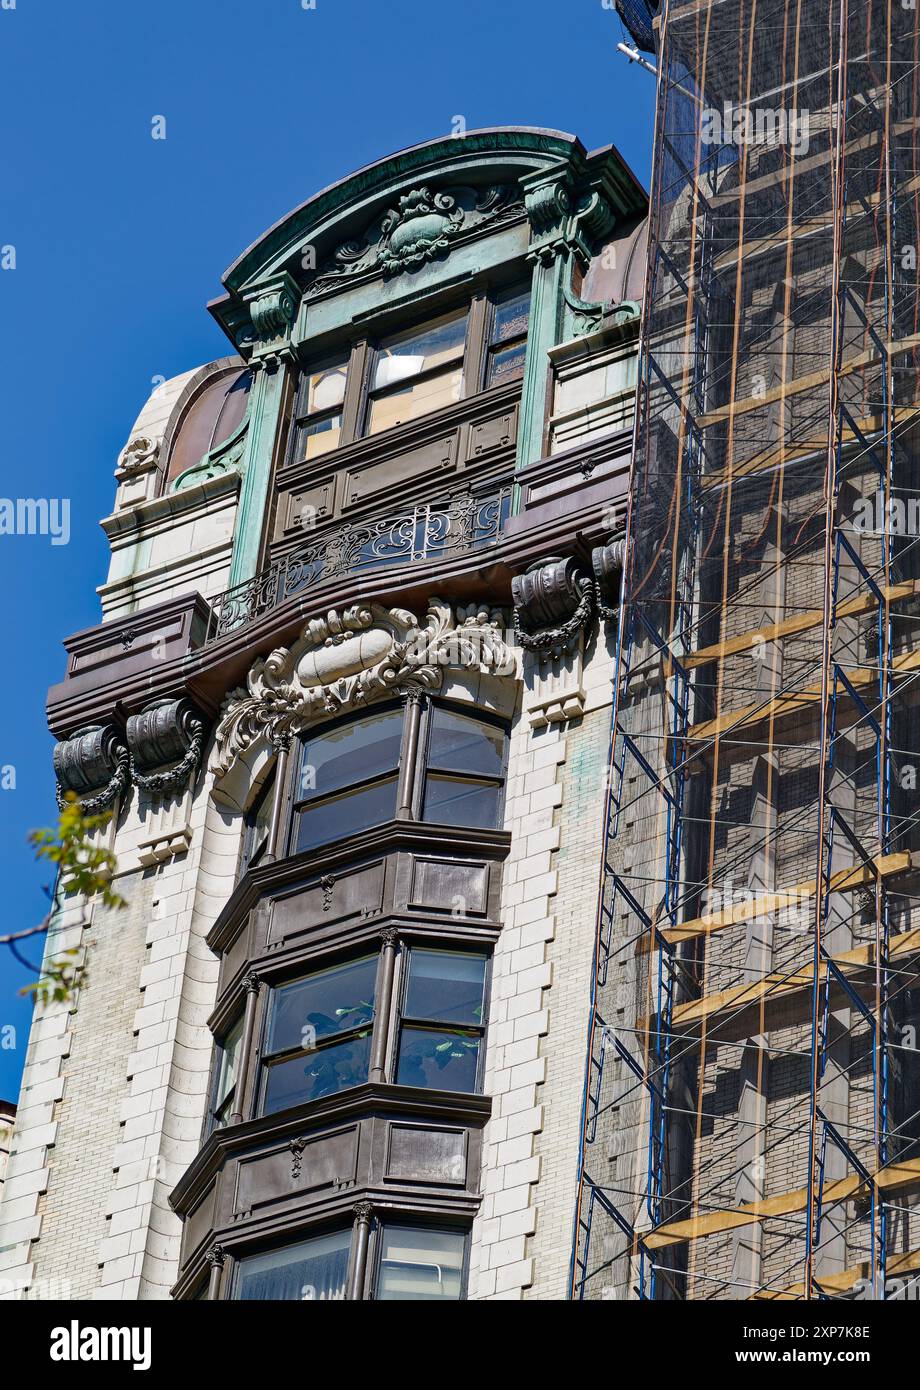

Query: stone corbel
left=126, top=698, right=208, bottom=864
left=513, top=557, right=595, bottom=727
left=244, top=270, right=299, bottom=346
left=512, top=556, right=594, bottom=658
left=126, top=698, right=207, bottom=795
left=53, top=724, right=130, bottom=815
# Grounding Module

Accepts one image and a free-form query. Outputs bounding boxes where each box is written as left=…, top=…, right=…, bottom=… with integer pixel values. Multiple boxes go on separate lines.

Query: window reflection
left=486, top=286, right=530, bottom=388
left=261, top=956, right=377, bottom=1115
left=422, top=706, right=506, bottom=830
left=376, top=1226, right=466, bottom=1301
left=292, top=708, right=402, bottom=856
left=396, top=949, right=487, bottom=1093
left=367, top=309, right=467, bottom=435
left=235, top=1230, right=350, bottom=1301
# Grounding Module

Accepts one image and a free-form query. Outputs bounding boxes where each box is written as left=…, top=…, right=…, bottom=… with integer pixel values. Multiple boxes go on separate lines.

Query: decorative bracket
left=53, top=724, right=130, bottom=814
left=244, top=270, right=299, bottom=344
left=592, top=536, right=627, bottom=622
left=511, top=557, right=594, bottom=658
left=126, top=697, right=207, bottom=795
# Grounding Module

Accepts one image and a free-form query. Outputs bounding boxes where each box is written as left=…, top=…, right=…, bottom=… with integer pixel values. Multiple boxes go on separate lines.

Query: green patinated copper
left=210, top=129, right=646, bottom=581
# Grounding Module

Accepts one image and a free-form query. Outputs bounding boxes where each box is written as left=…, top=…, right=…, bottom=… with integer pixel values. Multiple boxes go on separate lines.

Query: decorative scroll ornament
left=117, top=436, right=159, bottom=475
left=245, top=270, right=299, bottom=343
left=53, top=724, right=130, bottom=814
left=126, top=698, right=206, bottom=794
left=303, top=184, right=524, bottom=296
left=512, top=557, right=595, bottom=658
left=212, top=599, right=514, bottom=778
left=378, top=187, right=464, bottom=274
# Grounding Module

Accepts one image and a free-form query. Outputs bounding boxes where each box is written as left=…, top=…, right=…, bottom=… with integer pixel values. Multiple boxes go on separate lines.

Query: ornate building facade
left=0, top=128, right=646, bottom=1301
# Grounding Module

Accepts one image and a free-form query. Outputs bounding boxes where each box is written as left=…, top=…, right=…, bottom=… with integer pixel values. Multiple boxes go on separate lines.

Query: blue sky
left=0, top=0, right=655, bottom=1100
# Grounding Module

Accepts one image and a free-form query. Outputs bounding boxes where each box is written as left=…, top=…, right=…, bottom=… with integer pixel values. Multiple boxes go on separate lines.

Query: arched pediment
left=209, top=128, right=646, bottom=352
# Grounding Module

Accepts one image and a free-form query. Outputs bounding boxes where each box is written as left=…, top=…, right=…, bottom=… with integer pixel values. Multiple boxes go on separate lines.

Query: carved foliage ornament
left=117, top=436, right=159, bottom=476
left=212, top=599, right=514, bottom=778
left=378, top=187, right=464, bottom=274
left=305, top=184, right=524, bottom=295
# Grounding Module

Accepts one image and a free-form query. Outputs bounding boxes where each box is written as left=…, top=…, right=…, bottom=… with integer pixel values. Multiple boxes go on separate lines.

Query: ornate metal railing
left=204, top=487, right=512, bottom=644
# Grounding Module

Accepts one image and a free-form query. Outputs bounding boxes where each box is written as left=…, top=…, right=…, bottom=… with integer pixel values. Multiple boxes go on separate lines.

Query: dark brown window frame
left=286, top=698, right=509, bottom=861
left=223, top=1213, right=472, bottom=1302
left=249, top=936, right=493, bottom=1123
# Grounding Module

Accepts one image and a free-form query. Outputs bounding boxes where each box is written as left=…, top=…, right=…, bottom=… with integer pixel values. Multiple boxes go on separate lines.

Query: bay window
left=238, top=771, right=275, bottom=878
left=485, top=286, right=531, bottom=387
left=285, top=700, right=507, bottom=860
left=290, top=357, right=349, bottom=464
left=421, top=705, right=506, bottom=829
left=286, top=279, right=533, bottom=465
left=235, top=1228, right=350, bottom=1301
left=231, top=1223, right=467, bottom=1301
left=375, top=1224, right=467, bottom=1301
left=208, top=1015, right=243, bottom=1132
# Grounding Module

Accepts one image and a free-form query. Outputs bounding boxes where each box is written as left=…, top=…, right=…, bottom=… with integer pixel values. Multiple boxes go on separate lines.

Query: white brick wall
left=470, top=630, right=616, bottom=1299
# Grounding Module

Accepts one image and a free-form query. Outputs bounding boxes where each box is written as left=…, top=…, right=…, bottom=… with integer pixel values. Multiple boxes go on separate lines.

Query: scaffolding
left=574, top=0, right=920, bottom=1299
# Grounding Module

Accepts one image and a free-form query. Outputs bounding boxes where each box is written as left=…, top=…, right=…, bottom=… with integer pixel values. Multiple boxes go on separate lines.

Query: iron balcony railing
left=204, top=486, right=512, bottom=644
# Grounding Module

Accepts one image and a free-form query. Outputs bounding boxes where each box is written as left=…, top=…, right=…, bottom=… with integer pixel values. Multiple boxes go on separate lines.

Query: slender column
left=349, top=1202, right=374, bottom=1301
left=263, top=731, right=292, bottom=864
left=515, top=168, right=615, bottom=480
left=229, top=972, right=262, bottom=1125
left=396, top=689, right=425, bottom=819
left=228, top=351, right=290, bottom=589
left=206, top=1244, right=226, bottom=1301
left=369, top=928, right=400, bottom=1084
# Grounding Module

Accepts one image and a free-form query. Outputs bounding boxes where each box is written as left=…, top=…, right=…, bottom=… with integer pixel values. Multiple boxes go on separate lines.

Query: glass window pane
left=304, top=362, right=348, bottom=415
left=367, top=366, right=463, bottom=435
left=376, top=1226, right=465, bottom=1301
left=263, top=1032, right=372, bottom=1113
left=166, top=369, right=251, bottom=484
left=295, top=777, right=398, bottom=854
left=299, top=710, right=403, bottom=803
left=487, top=340, right=527, bottom=387
left=373, top=310, right=467, bottom=390
left=396, top=1026, right=481, bottom=1092
left=428, top=707, right=505, bottom=776
left=300, top=415, right=342, bottom=460
left=236, top=1229, right=350, bottom=1301
left=404, top=950, right=486, bottom=1025
left=240, top=776, right=274, bottom=877
left=422, top=775, right=501, bottom=829
left=492, top=289, right=531, bottom=344
left=212, top=1016, right=243, bottom=1127
left=267, top=956, right=377, bottom=1055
